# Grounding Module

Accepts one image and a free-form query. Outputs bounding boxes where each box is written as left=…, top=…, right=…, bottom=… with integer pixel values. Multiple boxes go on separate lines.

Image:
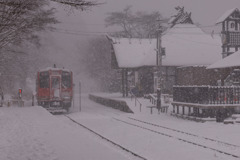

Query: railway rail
left=128, top=117, right=240, bottom=148
left=62, top=110, right=240, bottom=159
left=64, top=115, right=147, bottom=160
left=112, top=117, right=240, bottom=159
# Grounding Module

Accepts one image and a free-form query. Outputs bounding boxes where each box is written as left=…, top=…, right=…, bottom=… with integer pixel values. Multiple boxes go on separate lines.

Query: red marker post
left=18, top=88, right=23, bottom=107
left=18, top=88, right=22, bottom=99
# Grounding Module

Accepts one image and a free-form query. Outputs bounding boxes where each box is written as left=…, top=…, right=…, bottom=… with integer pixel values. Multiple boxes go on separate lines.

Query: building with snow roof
left=208, top=50, right=240, bottom=69
left=216, top=8, right=240, bottom=58
left=206, top=8, right=240, bottom=86
left=108, top=7, right=223, bottom=95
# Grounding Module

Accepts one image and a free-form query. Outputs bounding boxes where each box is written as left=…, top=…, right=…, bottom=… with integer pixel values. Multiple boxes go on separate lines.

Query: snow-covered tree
left=79, top=37, right=121, bottom=92
left=0, top=0, right=99, bottom=49
left=52, top=0, right=99, bottom=11
left=0, top=0, right=99, bottom=95
left=105, top=6, right=167, bottom=38
left=0, top=0, right=58, bottom=49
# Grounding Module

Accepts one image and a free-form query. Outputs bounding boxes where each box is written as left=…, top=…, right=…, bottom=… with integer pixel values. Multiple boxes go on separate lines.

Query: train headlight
left=61, top=92, right=71, bottom=100
left=63, top=96, right=71, bottom=100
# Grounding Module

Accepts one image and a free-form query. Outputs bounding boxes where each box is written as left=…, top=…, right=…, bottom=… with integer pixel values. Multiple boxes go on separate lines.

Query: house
left=216, top=8, right=240, bottom=58
left=108, top=7, right=222, bottom=95
left=107, top=37, right=156, bottom=96
left=206, top=8, right=240, bottom=85
left=208, top=50, right=240, bottom=69
left=207, top=50, right=240, bottom=85
left=171, top=8, right=240, bottom=120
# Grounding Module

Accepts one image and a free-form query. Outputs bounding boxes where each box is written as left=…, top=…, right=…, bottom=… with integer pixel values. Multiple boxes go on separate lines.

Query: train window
left=39, top=72, right=49, bottom=88
left=62, top=72, right=71, bottom=88
left=51, top=77, right=60, bottom=89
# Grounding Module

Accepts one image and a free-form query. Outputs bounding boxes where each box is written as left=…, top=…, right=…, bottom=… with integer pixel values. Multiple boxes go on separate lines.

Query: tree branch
left=51, top=0, right=101, bottom=10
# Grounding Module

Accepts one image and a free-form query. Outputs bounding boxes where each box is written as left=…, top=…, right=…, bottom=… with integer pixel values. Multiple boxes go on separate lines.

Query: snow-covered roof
left=39, top=67, right=71, bottom=72
left=207, top=50, right=240, bottom=69
left=109, top=24, right=222, bottom=68
left=109, top=38, right=157, bottom=68
left=216, top=8, right=239, bottom=24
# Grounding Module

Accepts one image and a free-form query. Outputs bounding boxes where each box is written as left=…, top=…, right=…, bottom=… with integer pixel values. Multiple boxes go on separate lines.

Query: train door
left=51, top=76, right=61, bottom=99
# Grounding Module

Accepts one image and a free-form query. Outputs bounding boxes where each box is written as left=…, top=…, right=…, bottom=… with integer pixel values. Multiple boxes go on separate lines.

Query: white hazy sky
left=74, top=0, right=240, bottom=32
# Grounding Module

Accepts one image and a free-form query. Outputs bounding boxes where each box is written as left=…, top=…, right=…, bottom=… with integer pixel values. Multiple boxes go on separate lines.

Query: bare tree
left=105, top=6, right=167, bottom=38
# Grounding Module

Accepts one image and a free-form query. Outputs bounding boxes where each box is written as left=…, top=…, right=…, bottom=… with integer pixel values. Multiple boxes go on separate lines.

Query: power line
left=173, top=24, right=218, bottom=28
left=164, top=31, right=221, bottom=35
left=167, top=35, right=222, bottom=47
left=49, top=29, right=106, bottom=37
left=52, top=27, right=221, bottom=36
left=53, top=27, right=112, bottom=34
left=60, top=22, right=106, bottom=26
left=48, top=28, right=222, bottom=47
left=59, top=21, right=219, bottom=29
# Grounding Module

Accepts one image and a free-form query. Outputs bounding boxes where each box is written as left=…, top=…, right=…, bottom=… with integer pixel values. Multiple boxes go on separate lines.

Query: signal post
left=156, top=18, right=163, bottom=113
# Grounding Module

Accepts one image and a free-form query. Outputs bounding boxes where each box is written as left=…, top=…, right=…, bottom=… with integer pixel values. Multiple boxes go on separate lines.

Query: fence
left=173, top=86, right=240, bottom=105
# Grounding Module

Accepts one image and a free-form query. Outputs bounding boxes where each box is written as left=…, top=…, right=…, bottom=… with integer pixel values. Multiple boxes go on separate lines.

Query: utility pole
left=79, top=82, right=81, bottom=112
left=156, top=18, right=163, bottom=113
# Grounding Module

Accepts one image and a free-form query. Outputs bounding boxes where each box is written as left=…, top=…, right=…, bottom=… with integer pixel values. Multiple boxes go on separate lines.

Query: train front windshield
left=39, top=72, right=49, bottom=88
left=62, top=71, right=71, bottom=88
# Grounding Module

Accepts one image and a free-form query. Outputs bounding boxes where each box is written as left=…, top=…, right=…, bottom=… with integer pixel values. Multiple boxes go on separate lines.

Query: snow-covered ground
left=0, top=105, right=131, bottom=160
left=1, top=93, right=240, bottom=160
left=70, top=93, right=240, bottom=160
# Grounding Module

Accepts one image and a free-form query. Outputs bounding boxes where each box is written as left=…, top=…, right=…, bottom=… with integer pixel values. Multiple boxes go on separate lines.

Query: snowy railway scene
left=2, top=0, right=240, bottom=160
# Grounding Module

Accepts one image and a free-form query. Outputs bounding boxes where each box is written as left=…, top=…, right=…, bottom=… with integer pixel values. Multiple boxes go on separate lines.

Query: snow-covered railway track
left=128, top=117, right=240, bottom=148
left=64, top=115, right=147, bottom=160
left=113, top=117, right=240, bottom=159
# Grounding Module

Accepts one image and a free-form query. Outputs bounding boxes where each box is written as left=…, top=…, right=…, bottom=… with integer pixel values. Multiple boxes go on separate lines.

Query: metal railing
left=129, top=91, right=142, bottom=112
left=149, top=94, right=157, bottom=105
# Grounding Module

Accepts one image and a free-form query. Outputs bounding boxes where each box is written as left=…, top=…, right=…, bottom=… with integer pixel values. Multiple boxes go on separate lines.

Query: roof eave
left=216, top=8, right=239, bottom=24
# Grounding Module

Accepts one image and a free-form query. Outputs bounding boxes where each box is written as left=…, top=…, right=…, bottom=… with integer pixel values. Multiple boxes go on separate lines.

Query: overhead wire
left=52, top=27, right=112, bottom=34
left=48, top=25, right=222, bottom=46
left=59, top=22, right=220, bottom=29
left=163, top=31, right=221, bottom=35
left=48, top=27, right=111, bottom=36
left=51, top=26, right=221, bottom=36
left=50, top=29, right=104, bottom=37
left=166, top=35, right=222, bottom=47
left=172, top=24, right=218, bottom=28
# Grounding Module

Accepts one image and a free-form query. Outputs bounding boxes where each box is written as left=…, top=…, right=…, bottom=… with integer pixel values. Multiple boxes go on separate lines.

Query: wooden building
left=171, top=8, right=240, bottom=121
left=107, top=8, right=222, bottom=96
left=207, top=8, right=240, bottom=84
left=216, top=8, right=240, bottom=58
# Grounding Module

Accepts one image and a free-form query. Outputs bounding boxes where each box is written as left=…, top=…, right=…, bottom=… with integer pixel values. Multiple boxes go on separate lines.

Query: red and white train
left=36, top=67, right=73, bottom=112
